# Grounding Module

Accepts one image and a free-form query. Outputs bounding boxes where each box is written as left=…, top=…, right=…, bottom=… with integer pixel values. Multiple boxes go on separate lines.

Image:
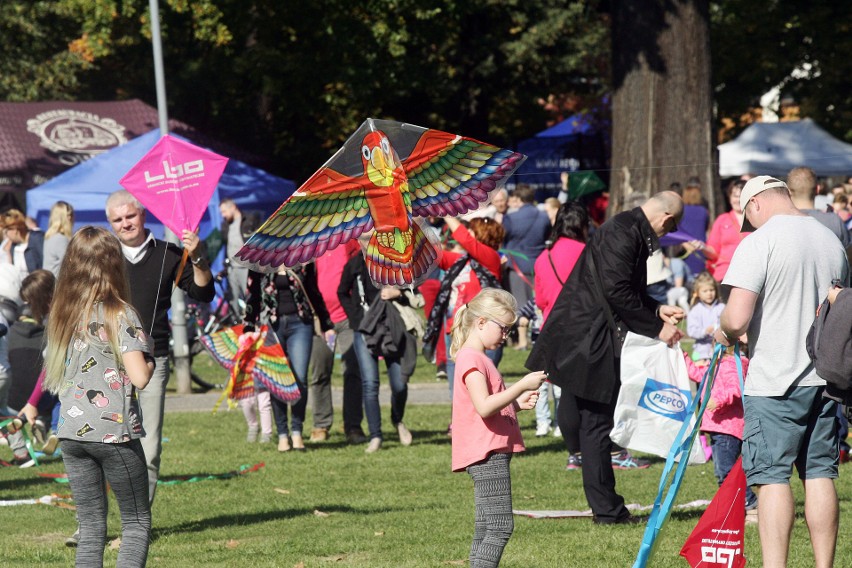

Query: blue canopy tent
left=26, top=128, right=295, bottom=239
left=513, top=113, right=610, bottom=200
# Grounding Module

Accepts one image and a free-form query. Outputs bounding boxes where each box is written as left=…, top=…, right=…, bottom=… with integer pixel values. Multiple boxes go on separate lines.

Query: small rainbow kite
left=199, top=325, right=300, bottom=409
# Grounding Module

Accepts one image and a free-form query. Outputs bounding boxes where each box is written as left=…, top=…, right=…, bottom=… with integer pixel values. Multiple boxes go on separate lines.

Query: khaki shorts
left=742, top=386, right=839, bottom=486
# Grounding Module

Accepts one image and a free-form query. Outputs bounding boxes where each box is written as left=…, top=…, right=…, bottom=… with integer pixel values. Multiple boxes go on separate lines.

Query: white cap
left=740, top=175, right=789, bottom=232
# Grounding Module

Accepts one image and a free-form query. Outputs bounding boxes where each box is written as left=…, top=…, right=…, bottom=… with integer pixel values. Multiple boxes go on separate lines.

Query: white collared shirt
left=120, top=231, right=157, bottom=264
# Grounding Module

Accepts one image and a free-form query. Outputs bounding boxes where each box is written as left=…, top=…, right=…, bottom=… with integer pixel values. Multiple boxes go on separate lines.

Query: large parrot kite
left=234, top=119, right=525, bottom=286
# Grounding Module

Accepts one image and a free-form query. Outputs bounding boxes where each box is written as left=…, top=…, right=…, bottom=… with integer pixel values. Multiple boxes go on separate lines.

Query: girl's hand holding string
left=467, top=370, right=547, bottom=418
left=516, top=390, right=539, bottom=410
left=518, top=370, right=548, bottom=391
left=512, top=371, right=546, bottom=410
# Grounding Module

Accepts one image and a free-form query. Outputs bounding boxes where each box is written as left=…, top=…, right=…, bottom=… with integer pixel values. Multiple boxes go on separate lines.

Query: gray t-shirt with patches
left=57, top=305, right=151, bottom=443
left=723, top=215, right=848, bottom=396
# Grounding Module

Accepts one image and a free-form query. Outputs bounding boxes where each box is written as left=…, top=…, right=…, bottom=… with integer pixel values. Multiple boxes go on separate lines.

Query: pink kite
left=119, top=135, right=228, bottom=236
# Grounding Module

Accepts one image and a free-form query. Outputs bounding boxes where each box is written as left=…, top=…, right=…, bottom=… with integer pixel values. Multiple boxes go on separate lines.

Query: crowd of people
left=2, top=165, right=852, bottom=566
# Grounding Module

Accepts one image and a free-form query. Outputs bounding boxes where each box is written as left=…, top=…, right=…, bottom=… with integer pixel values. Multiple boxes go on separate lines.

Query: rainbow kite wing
left=403, top=129, right=526, bottom=218
left=253, top=342, right=301, bottom=403
left=198, top=325, right=255, bottom=401
left=234, top=168, right=374, bottom=272
left=199, top=325, right=300, bottom=404
left=198, top=326, right=241, bottom=372
left=234, top=119, right=525, bottom=286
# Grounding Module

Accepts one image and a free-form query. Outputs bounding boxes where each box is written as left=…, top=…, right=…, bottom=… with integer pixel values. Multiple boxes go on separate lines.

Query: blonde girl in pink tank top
left=449, top=288, right=547, bottom=567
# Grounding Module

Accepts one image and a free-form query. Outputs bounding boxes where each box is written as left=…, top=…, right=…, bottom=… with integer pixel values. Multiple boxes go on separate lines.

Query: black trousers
left=576, top=388, right=630, bottom=522
left=556, top=390, right=581, bottom=455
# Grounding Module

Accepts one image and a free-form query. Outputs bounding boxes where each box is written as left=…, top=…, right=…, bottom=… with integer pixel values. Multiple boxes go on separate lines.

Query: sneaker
left=4, top=417, right=23, bottom=435
left=552, top=426, right=562, bottom=438
left=41, top=434, right=60, bottom=456
left=593, top=514, right=646, bottom=525
left=65, top=528, right=80, bottom=547
left=290, top=433, right=306, bottom=451
left=611, top=450, right=650, bottom=470
left=396, top=423, right=412, bottom=446
left=566, top=453, right=582, bottom=470
left=435, top=370, right=448, bottom=381
left=745, top=508, right=758, bottom=525
left=309, top=428, right=329, bottom=442
left=32, top=419, right=48, bottom=446
left=246, top=428, right=258, bottom=443
left=365, top=437, right=382, bottom=453
left=345, top=429, right=367, bottom=445
left=259, top=434, right=271, bottom=444
left=535, top=422, right=551, bottom=437
left=13, top=455, right=35, bottom=468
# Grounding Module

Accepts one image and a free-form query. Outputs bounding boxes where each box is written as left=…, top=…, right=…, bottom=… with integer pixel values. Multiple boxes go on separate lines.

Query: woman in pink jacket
left=704, top=180, right=747, bottom=283
left=533, top=201, right=588, bottom=323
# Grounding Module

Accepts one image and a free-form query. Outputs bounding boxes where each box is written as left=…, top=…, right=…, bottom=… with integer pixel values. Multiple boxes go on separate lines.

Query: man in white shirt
left=715, top=175, right=847, bottom=568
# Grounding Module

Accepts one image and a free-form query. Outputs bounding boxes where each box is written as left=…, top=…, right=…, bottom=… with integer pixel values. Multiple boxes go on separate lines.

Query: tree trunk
left=609, top=0, right=718, bottom=217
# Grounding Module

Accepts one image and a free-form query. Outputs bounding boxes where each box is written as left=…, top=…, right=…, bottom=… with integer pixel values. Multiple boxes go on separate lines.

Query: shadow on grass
left=153, top=503, right=406, bottom=539
left=520, top=438, right=573, bottom=457
left=666, top=508, right=707, bottom=521
left=0, top=475, right=61, bottom=492
left=412, top=429, right=451, bottom=447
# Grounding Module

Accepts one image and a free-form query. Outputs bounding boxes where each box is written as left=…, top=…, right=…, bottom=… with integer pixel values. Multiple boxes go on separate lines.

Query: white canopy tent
left=718, top=119, right=852, bottom=177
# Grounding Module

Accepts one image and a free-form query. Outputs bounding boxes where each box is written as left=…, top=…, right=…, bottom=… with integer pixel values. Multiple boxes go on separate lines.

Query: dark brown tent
left=0, top=99, right=253, bottom=211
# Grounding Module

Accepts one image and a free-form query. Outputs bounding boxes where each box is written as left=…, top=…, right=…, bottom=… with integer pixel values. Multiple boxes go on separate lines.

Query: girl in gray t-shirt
left=43, top=226, right=154, bottom=568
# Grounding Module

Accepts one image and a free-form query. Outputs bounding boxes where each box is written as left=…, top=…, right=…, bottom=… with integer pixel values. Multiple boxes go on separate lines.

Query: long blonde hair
left=449, top=288, right=517, bottom=358
left=44, top=201, right=74, bottom=239
left=44, top=226, right=136, bottom=393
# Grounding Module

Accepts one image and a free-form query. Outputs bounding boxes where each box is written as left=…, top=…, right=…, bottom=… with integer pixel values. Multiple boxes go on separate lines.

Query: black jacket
left=338, top=255, right=380, bottom=330
left=7, top=317, right=44, bottom=411
left=807, top=289, right=852, bottom=404
left=526, top=207, right=664, bottom=403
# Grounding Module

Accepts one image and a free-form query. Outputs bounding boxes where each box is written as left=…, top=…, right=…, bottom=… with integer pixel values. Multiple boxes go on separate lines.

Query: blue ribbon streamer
left=633, top=343, right=727, bottom=567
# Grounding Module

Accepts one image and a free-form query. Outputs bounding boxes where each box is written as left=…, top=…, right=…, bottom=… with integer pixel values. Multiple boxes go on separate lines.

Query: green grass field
left=0, top=347, right=848, bottom=567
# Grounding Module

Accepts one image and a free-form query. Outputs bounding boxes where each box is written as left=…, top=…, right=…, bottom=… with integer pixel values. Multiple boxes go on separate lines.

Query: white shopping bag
left=610, top=332, right=706, bottom=464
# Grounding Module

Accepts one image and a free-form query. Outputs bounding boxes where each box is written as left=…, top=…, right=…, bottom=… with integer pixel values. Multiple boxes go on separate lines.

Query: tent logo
left=27, top=110, right=127, bottom=163
left=638, top=378, right=690, bottom=421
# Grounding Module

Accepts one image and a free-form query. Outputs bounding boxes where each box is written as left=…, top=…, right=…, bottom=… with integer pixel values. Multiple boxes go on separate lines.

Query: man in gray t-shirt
left=715, top=175, right=847, bottom=567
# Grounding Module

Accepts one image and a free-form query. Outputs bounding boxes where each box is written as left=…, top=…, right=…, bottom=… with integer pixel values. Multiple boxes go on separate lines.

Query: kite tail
left=366, top=221, right=440, bottom=286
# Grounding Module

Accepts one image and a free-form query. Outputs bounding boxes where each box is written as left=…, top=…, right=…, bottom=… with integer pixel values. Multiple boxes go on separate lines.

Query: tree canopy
left=1, top=0, right=849, bottom=184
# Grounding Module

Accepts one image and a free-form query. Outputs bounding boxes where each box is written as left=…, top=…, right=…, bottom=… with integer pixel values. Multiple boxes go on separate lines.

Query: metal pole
left=149, top=0, right=193, bottom=395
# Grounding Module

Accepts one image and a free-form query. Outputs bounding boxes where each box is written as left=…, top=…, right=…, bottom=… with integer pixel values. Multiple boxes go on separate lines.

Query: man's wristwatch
left=191, top=255, right=205, bottom=265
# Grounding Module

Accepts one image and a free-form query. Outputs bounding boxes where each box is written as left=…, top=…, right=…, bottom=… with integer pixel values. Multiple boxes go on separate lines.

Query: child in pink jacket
left=684, top=348, right=757, bottom=514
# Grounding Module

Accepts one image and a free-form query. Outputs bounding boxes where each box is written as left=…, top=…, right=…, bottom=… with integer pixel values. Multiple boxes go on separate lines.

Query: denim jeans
left=273, top=315, right=314, bottom=437
left=534, top=382, right=562, bottom=427
left=446, top=331, right=503, bottom=401
left=709, top=432, right=757, bottom=509
left=353, top=331, right=407, bottom=440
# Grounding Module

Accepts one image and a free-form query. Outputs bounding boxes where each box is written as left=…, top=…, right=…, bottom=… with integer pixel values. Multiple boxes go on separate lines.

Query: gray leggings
left=467, top=452, right=514, bottom=568
left=61, top=439, right=151, bottom=568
